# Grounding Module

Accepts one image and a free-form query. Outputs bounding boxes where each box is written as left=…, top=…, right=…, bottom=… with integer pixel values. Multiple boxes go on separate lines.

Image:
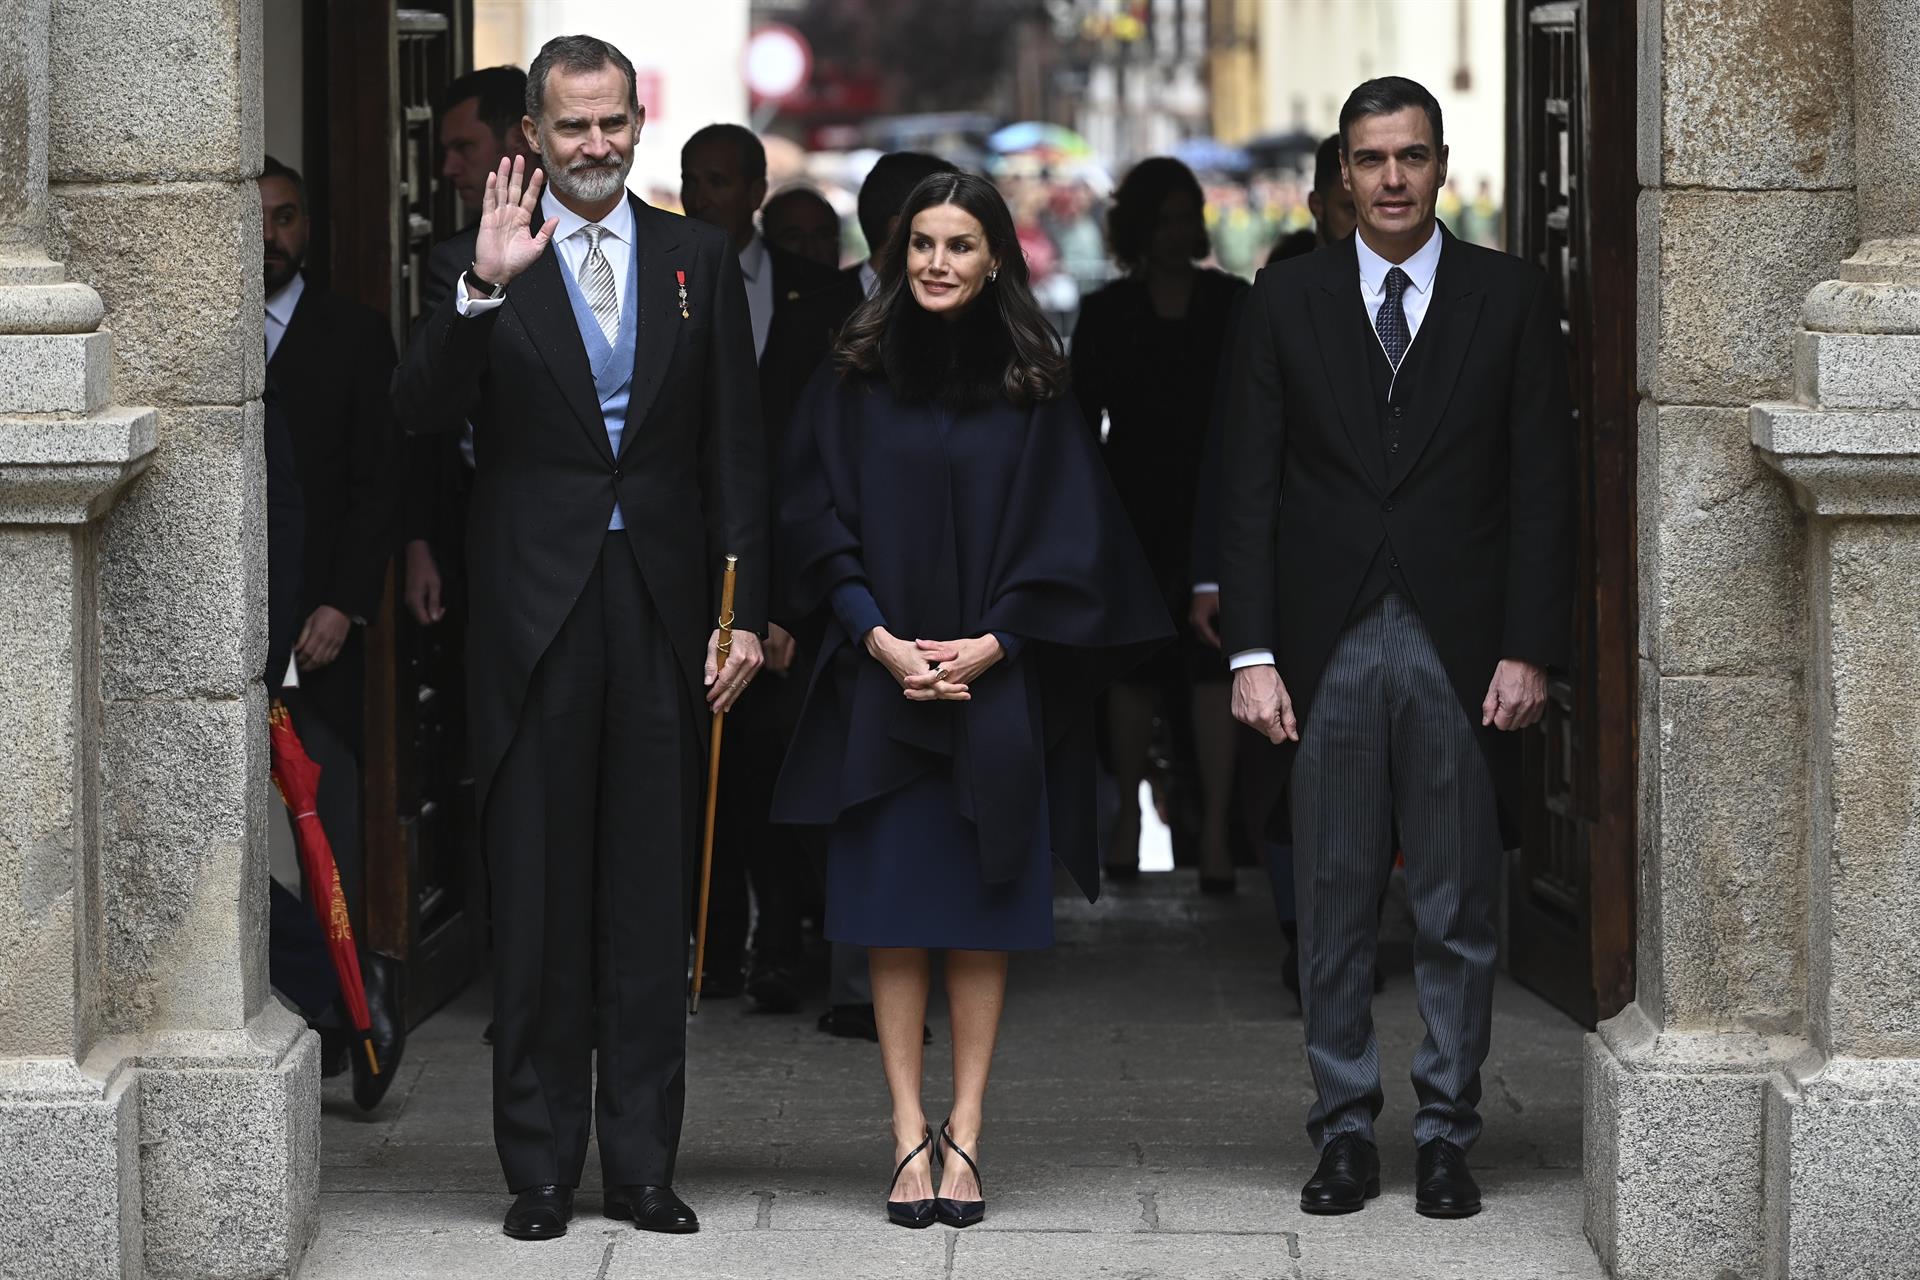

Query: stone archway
left=0, top=2, right=317, bottom=1277
left=1588, top=0, right=1920, bottom=1275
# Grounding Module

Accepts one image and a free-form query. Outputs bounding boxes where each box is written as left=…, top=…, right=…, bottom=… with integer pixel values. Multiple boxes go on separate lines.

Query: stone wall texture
left=1593, top=0, right=1871, bottom=1274
left=0, top=1, right=312, bottom=1276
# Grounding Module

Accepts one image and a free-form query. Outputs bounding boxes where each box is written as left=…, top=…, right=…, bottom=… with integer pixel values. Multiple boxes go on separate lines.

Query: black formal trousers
left=487, top=531, right=700, bottom=1192
left=1289, top=593, right=1501, bottom=1152
left=705, top=662, right=810, bottom=970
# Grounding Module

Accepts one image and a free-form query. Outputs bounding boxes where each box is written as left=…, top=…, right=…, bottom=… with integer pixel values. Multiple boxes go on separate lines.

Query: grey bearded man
left=392, top=32, right=767, bottom=1242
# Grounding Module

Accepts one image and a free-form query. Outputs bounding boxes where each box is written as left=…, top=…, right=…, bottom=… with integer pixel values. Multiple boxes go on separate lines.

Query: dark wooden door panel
left=1506, top=0, right=1637, bottom=1027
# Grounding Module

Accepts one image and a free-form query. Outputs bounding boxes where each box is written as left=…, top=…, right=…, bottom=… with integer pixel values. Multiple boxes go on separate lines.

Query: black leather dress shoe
left=1415, top=1138, right=1482, bottom=1219
left=352, top=953, right=407, bottom=1112
left=317, top=1029, right=349, bottom=1079
left=817, top=1004, right=932, bottom=1044
left=1300, top=1133, right=1380, bottom=1215
left=605, top=1184, right=699, bottom=1234
left=700, top=966, right=746, bottom=1000
left=502, top=1185, right=572, bottom=1240
left=746, top=956, right=802, bottom=1013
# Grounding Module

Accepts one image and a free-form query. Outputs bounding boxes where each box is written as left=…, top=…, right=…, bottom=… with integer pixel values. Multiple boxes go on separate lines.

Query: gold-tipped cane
left=690, top=554, right=739, bottom=1014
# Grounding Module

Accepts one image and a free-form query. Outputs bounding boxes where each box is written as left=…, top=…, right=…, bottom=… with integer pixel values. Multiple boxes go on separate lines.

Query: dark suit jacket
left=765, top=241, right=842, bottom=313
left=397, top=232, right=481, bottom=549
left=759, top=264, right=865, bottom=444
left=392, top=193, right=768, bottom=816
left=268, top=277, right=398, bottom=625
left=263, top=381, right=305, bottom=694
left=1219, top=229, right=1573, bottom=811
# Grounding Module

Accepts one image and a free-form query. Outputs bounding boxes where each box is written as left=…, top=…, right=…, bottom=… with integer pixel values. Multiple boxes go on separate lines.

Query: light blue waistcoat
left=555, top=240, right=641, bottom=530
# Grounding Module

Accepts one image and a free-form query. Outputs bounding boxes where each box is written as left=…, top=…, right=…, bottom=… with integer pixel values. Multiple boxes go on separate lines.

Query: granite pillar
left=0, top=0, right=317, bottom=1276
left=1585, top=0, right=1858, bottom=1275
left=1744, top=8, right=1920, bottom=1274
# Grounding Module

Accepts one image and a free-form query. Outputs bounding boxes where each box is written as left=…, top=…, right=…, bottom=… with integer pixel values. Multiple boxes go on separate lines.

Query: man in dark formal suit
left=678, top=121, right=836, bottom=1006
left=403, top=66, right=534, bottom=629
left=755, top=150, right=958, bottom=1040
left=1191, top=135, right=1358, bottom=1004
left=1220, top=78, right=1572, bottom=1220
left=392, top=34, right=766, bottom=1242
left=259, top=157, right=406, bottom=1110
left=761, top=185, right=841, bottom=269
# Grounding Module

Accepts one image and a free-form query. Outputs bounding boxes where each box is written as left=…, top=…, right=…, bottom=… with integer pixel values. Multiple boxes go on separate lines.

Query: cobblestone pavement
left=308, top=874, right=1604, bottom=1279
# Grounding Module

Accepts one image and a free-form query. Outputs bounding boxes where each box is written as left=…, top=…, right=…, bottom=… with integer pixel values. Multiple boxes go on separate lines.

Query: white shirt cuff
left=455, top=274, right=506, bottom=317
left=1228, top=648, right=1276, bottom=671
left=1192, top=582, right=1219, bottom=595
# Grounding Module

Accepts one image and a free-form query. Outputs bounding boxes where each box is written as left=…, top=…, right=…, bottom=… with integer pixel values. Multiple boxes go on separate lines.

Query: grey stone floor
left=308, top=875, right=1604, bottom=1279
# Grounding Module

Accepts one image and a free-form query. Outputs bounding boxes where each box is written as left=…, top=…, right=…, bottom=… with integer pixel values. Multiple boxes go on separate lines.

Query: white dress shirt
left=264, top=272, right=305, bottom=363
left=739, top=234, right=775, bottom=360
left=455, top=190, right=635, bottom=318
left=859, top=258, right=880, bottom=298
left=1227, top=224, right=1445, bottom=674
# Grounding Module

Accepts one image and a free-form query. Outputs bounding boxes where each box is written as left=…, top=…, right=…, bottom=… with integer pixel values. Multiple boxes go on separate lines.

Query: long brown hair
left=834, top=173, right=1068, bottom=406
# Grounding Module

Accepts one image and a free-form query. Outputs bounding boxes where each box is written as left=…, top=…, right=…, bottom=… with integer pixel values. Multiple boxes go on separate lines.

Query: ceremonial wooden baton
left=690, top=555, right=738, bottom=1014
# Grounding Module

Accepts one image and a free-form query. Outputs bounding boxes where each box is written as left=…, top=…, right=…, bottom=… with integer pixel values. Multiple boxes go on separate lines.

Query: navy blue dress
left=770, top=360, right=1171, bottom=952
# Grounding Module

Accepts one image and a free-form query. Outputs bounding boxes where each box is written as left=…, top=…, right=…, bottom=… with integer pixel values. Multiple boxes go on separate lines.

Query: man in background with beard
left=259, top=156, right=405, bottom=1108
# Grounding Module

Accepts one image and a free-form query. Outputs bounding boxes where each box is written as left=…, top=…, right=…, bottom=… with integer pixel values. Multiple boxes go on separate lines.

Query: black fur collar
left=879, top=293, right=1011, bottom=409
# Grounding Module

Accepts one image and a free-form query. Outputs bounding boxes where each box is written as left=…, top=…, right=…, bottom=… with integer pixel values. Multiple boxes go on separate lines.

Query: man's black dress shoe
left=605, top=1184, right=700, bottom=1234
left=746, top=956, right=802, bottom=1013
left=1300, top=1133, right=1380, bottom=1215
left=1415, top=1138, right=1482, bottom=1219
left=317, top=1028, right=349, bottom=1079
left=502, top=1186, right=572, bottom=1240
left=352, top=952, right=407, bottom=1111
left=817, top=1004, right=932, bottom=1044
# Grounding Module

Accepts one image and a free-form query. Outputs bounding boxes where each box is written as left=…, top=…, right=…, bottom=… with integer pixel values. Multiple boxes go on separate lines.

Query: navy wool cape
left=769, top=367, right=1172, bottom=901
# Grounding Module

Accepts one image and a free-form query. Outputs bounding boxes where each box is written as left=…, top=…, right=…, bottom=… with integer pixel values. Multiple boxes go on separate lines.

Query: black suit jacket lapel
left=621, top=195, right=682, bottom=457
left=1386, top=231, right=1484, bottom=491
left=506, top=241, right=611, bottom=465
left=1306, top=237, right=1387, bottom=493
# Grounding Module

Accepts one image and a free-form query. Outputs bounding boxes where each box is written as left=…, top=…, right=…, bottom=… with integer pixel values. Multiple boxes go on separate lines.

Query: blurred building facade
left=477, top=0, right=750, bottom=195
left=1256, top=0, right=1507, bottom=199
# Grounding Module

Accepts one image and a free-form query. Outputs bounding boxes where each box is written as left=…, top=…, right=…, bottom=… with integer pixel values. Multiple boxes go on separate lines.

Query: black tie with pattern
left=1375, top=265, right=1411, bottom=370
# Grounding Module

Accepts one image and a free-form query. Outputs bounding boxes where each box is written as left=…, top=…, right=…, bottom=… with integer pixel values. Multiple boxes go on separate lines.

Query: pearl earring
left=989, top=269, right=999, bottom=282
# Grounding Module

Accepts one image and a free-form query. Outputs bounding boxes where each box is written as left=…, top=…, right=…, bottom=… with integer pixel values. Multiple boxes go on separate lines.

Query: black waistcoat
left=1349, top=303, right=1435, bottom=616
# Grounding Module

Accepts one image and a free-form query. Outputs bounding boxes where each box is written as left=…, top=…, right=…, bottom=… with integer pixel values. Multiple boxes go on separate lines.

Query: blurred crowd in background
left=633, top=124, right=1504, bottom=338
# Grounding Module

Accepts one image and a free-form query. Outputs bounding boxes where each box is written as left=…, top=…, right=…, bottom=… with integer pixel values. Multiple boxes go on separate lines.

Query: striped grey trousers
left=1289, top=592, right=1502, bottom=1151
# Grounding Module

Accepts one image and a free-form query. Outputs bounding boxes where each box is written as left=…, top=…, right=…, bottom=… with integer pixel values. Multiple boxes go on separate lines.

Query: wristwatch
left=465, top=265, right=506, bottom=300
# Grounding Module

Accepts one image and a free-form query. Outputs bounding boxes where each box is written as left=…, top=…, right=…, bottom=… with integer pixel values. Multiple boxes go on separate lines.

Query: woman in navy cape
left=772, top=173, right=1170, bottom=1229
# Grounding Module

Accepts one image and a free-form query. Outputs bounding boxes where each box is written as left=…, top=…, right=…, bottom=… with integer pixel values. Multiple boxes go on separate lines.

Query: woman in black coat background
left=772, top=173, right=1168, bottom=1229
left=1071, top=158, right=1248, bottom=890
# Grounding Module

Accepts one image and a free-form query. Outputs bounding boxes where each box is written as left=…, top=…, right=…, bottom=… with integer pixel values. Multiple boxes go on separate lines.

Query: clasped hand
left=866, top=628, right=1001, bottom=701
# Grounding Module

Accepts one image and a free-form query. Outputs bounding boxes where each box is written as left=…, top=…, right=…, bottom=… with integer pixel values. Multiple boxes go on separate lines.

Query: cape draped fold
left=769, top=368, right=1172, bottom=900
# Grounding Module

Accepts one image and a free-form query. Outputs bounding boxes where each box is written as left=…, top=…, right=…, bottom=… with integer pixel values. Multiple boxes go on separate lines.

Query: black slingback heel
left=934, top=1120, right=986, bottom=1229
left=886, top=1128, right=937, bottom=1229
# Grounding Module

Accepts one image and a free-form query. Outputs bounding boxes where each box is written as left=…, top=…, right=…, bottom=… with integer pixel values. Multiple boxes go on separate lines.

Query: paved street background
left=308, top=875, right=1603, bottom=1279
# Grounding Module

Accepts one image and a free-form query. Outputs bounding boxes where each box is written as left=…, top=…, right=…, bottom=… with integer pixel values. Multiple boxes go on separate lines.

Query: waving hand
left=472, top=155, right=559, bottom=287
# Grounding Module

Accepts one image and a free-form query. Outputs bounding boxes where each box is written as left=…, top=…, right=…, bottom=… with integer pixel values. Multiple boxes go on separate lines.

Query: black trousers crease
left=485, top=532, right=699, bottom=1191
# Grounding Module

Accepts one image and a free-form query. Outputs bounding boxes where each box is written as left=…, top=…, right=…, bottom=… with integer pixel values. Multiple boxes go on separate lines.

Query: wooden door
left=310, top=0, right=481, bottom=1027
left=1504, top=0, right=1637, bottom=1026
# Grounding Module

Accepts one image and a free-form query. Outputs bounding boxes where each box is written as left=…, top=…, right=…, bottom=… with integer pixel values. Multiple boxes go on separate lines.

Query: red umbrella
left=268, top=699, right=380, bottom=1076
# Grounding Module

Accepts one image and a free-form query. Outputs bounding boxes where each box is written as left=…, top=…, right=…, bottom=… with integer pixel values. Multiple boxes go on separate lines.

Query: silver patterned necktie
left=577, top=223, right=620, bottom=346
